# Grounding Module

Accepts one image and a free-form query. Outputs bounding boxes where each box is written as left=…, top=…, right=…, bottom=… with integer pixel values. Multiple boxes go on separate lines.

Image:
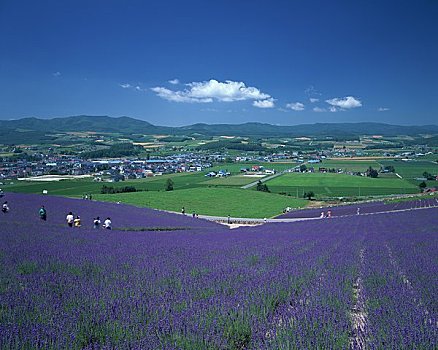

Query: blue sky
left=0, top=0, right=437, bottom=126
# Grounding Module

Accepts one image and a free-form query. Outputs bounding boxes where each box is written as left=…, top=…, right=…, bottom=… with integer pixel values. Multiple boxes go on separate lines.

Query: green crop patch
left=265, top=172, right=418, bottom=198
left=94, top=187, right=307, bottom=218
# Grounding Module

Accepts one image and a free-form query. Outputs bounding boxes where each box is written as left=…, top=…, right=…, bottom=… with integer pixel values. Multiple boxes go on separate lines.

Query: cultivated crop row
left=0, top=194, right=436, bottom=349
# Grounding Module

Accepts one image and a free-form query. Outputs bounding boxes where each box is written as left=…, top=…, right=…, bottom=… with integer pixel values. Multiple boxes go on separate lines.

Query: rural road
left=197, top=203, right=438, bottom=227
left=197, top=214, right=320, bottom=224
left=240, top=164, right=303, bottom=189
left=240, top=172, right=284, bottom=189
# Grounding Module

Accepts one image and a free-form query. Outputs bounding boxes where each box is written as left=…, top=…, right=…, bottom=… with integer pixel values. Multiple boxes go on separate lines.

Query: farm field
left=1, top=162, right=298, bottom=197
left=201, top=175, right=260, bottom=186
left=420, top=153, right=438, bottom=161
left=379, top=160, right=438, bottom=179
left=318, top=159, right=382, bottom=172
left=207, top=162, right=298, bottom=173
left=94, top=187, right=307, bottom=218
left=0, top=193, right=437, bottom=349
left=264, top=172, right=419, bottom=198
left=1, top=172, right=238, bottom=197
left=2, top=172, right=212, bottom=196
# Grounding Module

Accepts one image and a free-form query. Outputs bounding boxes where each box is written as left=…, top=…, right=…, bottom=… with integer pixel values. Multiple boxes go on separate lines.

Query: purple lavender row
left=277, top=197, right=438, bottom=218
left=0, top=194, right=437, bottom=348
left=1, top=192, right=221, bottom=230
left=357, top=210, right=438, bottom=349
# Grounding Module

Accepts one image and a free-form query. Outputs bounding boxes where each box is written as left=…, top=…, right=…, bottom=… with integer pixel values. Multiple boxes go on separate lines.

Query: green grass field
left=94, top=187, right=307, bottom=218
left=264, top=172, right=419, bottom=198
left=421, top=153, right=438, bottom=161
left=2, top=173, right=209, bottom=196
left=209, top=162, right=298, bottom=174
left=319, top=159, right=382, bottom=172
left=2, top=179, right=110, bottom=196
left=380, top=160, right=438, bottom=179
left=201, top=175, right=260, bottom=186
left=2, top=171, right=271, bottom=196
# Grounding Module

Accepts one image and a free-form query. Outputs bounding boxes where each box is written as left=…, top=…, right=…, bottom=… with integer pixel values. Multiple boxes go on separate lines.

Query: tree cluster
left=303, top=191, right=315, bottom=200
left=81, top=143, right=141, bottom=159
left=423, top=171, right=436, bottom=180
left=366, top=167, right=379, bottom=178
left=101, top=185, right=138, bottom=194
left=198, top=140, right=265, bottom=152
left=256, top=180, right=270, bottom=192
left=165, top=179, right=174, bottom=191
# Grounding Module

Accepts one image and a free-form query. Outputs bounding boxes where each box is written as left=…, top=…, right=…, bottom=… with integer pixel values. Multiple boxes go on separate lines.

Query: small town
left=1, top=146, right=435, bottom=185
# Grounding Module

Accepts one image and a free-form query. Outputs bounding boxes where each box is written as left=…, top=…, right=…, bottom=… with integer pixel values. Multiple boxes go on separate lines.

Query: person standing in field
left=66, top=212, right=74, bottom=227
left=181, top=207, right=185, bottom=215
left=74, top=216, right=81, bottom=228
left=326, top=209, right=332, bottom=218
left=93, top=217, right=101, bottom=229
left=320, top=211, right=324, bottom=218
left=103, top=217, right=112, bottom=230
left=39, top=206, right=47, bottom=221
left=2, top=201, right=9, bottom=213
left=357, top=207, right=360, bottom=215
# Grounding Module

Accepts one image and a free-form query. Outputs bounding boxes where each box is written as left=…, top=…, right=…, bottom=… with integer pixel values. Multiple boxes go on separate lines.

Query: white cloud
left=253, top=98, right=275, bottom=108
left=120, top=83, right=146, bottom=92
left=53, top=71, right=61, bottom=77
left=309, top=98, right=319, bottom=103
left=188, top=80, right=270, bottom=102
left=168, top=78, right=180, bottom=85
left=378, top=107, right=390, bottom=112
left=305, top=85, right=321, bottom=96
left=151, top=86, right=212, bottom=103
left=326, top=96, right=362, bottom=109
left=152, top=79, right=273, bottom=106
left=313, top=107, right=326, bottom=112
left=286, top=102, right=305, bottom=111
left=329, top=106, right=338, bottom=112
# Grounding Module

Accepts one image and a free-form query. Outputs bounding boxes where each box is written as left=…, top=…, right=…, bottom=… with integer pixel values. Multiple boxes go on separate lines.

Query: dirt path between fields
left=349, top=248, right=368, bottom=350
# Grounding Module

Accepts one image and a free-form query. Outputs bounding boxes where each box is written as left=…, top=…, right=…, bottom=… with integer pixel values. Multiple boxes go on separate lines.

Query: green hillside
left=94, top=187, right=307, bottom=218
left=265, top=172, right=418, bottom=198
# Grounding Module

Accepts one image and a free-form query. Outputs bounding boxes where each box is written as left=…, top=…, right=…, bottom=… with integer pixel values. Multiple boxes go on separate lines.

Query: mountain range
left=1, top=115, right=438, bottom=139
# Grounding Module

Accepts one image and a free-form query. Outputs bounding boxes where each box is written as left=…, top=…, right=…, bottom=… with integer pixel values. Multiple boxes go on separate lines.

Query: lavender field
left=0, top=193, right=437, bottom=349
left=277, top=197, right=438, bottom=219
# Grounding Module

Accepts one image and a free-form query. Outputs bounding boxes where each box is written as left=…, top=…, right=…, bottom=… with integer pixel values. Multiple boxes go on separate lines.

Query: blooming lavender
left=0, top=193, right=436, bottom=349
left=277, top=197, right=438, bottom=218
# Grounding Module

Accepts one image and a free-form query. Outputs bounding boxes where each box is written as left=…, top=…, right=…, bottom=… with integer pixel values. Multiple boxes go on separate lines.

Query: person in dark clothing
left=2, top=201, right=9, bottom=213
left=93, top=217, right=101, bottom=229
left=39, top=206, right=47, bottom=221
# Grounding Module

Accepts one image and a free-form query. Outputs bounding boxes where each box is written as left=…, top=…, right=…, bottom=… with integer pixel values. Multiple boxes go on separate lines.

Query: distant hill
left=1, top=116, right=437, bottom=141
left=180, top=121, right=438, bottom=137
left=0, top=115, right=172, bottom=134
